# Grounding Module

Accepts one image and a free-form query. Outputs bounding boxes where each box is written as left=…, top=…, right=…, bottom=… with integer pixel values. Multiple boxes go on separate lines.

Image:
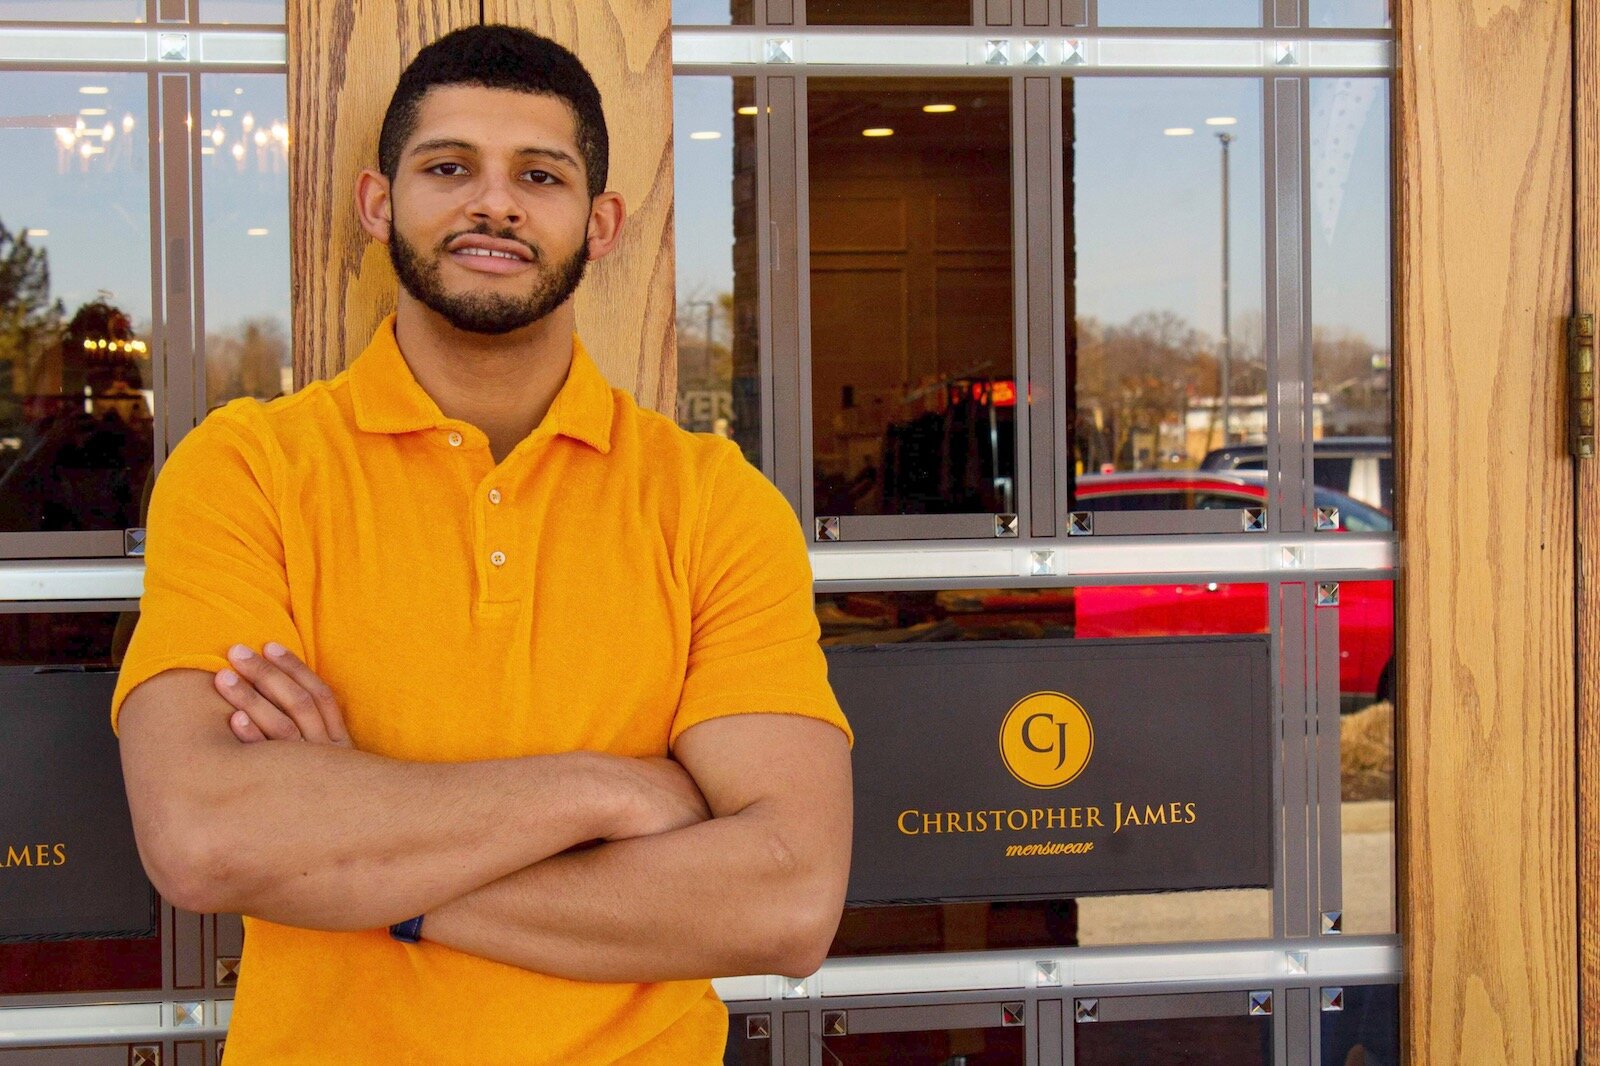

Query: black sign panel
left=828, top=636, right=1272, bottom=905
left=0, top=668, right=156, bottom=941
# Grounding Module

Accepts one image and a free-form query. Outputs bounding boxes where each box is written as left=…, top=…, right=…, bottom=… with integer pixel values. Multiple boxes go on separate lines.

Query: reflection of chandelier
left=80, top=337, right=149, bottom=359
left=199, top=109, right=289, bottom=172
left=52, top=112, right=138, bottom=173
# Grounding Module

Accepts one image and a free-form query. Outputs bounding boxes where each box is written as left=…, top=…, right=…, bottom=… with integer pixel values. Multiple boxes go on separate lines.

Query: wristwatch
left=388, top=914, right=425, bottom=943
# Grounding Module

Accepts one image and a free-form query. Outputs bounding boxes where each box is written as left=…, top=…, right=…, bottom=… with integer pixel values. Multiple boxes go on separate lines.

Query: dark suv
left=1199, top=436, right=1392, bottom=514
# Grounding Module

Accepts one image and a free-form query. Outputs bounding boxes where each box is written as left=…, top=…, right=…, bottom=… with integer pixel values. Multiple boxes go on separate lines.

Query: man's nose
left=466, top=173, right=524, bottom=227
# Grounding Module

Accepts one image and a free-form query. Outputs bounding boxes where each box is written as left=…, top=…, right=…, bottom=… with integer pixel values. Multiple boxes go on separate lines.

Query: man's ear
left=355, top=168, right=393, bottom=244
left=584, top=191, right=627, bottom=263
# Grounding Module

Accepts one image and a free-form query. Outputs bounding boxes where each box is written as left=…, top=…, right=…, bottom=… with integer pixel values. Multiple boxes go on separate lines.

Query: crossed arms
left=116, top=649, right=853, bottom=983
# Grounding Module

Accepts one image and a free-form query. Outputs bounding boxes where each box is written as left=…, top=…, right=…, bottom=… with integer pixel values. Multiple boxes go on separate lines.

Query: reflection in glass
left=807, top=0, right=971, bottom=25
left=673, top=77, right=760, bottom=466
left=1338, top=580, right=1395, bottom=935
left=1311, top=0, right=1391, bottom=28
left=201, top=74, right=293, bottom=409
left=1311, top=79, right=1391, bottom=516
left=1071, top=80, right=1264, bottom=504
left=820, top=586, right=1271, bottom=952
left=1076, top=1014, right=1271, bottom=1065
left=670, top=0, right=747, bottom=23
left=1322, top=985, right=1400, bottom=1065
left=1096, top=0, right=1259, bottom=27
left=824, top=1025, right=1025, bottom=1064
left=809, top=79, right=1013, bottom=517
left=723, top=1016, right=773, bottom=1066
left=197, top=0, right=287, bottom=21
left=0, top=610, right=161, bottom=996
left=0, top=0, right=143, bottom=19
left=0, top=73, right=154, bottom=534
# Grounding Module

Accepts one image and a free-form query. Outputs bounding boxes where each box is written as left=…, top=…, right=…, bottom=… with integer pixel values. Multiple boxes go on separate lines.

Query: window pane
left=1071, top=79, right=1264, bottom=513
left=0, top=72, right=154, bottom=535
left=807, top=0, right=971, bottom=25
left=1322, top=985, right=1400, bottom=1065
left=1311, top=78, right=1391, bottom=517
left=670, top=0, right=749, bottom=23
left=824, top=1026, right=1025, bottom=1063
left=1311, top=0, right=1391, bottom=28
left=674, top=76, right=761, bottom=467
left=201, top=74, right=292, bottom=409
left=1337, top=579, right=1395, bottom=935
left=197, top=0, right=286, bottom=21
left=809, top=78, right=1014, bottom=517
left=0, top=0, right=143, bottom=19
left=1096, top=0, right=1259, bottom=28
left=1076, top=1013, right=1271, bottom=1064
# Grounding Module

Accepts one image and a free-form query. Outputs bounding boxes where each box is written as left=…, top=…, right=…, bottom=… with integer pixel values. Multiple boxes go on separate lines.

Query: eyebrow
left=408, top=138, right=582, bottom=170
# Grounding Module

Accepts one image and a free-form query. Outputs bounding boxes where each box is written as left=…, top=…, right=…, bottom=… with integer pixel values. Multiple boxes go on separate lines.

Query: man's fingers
left=223, top=645, right=331, bottom=743
left=228, top=708, right=269, bottom=743
left=215, top=669, right=301, bottom=741
left=261, top=642, right=351, bottom=745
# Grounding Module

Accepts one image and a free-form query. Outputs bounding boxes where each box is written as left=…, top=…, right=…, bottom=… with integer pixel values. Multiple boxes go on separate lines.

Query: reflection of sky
left=671, top=0, right=735, bottom=25
left=0, top=72, right=151, bottom=324
left=196, top=0, right=286, bottom=22
left=1311, top=78, right=1389, bottom=344
left=1097, top=0, right=1260, bottom=28
left=199, top=74, right=291, bottom=334
left=0, top=0, right=142, bottom=18
left=673, top=78, right=736, bottom=301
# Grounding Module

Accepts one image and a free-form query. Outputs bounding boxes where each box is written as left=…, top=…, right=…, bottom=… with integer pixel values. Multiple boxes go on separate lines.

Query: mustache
left=437, top=227, right=542, bottom=264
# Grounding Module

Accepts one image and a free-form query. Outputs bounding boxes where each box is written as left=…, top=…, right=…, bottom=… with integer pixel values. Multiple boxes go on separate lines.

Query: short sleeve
left=669, top=445, right=852, bottom=749
left=110, top=402, right=303, bottom=735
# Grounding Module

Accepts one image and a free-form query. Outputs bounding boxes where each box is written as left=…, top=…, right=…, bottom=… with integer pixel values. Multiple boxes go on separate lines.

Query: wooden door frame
left=1578, top=0, right=1600, bottom=1056
left=1397, top=1, right=1577, bottom=1061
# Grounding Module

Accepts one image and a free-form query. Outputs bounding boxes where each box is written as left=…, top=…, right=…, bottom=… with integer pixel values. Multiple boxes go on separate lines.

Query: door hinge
left=1571, top=313, right=1595, bottom=458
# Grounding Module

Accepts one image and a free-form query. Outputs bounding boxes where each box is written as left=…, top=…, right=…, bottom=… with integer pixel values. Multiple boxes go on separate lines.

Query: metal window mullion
left=1008, top=75, right=1034, bottom=541
left=1022, top=75, right=1056, bottom=538
left=187, top=73, right=207, bottom=423
left=755, top=76, right=778, bottom=482
left=1314, top=590, right=1344, bottom=928
left=1274, top=580, right=1312, bottom=940
left=766, top=75, right=806, bottom=514
left=1268, top=76, right=1311, bottom=535
left=156, top=71, right=198, bottom=459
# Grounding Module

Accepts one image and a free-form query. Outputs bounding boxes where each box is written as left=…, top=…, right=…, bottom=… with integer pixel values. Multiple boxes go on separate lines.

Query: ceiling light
left=241, top=112, right=254, bottom=131
left=922, top=103, right=957, bottom=113
left=231, top=142, right=245, bottom=161
left=1164, top=127, right=1195, bottom=136
left=80, top=143, right=104, bottom=157
left=234, top=87, right=243, bottom=95
left=200, top=146, right=215, bottom=155
left=688, top=130, right=721, bottom=140
left=217, top=108, right=234, bottom=118
left=246, top=228, right=269, bottom=236
left=211, top=126, right=225, bottom=145
left=862, top=127, right=894, bottom=137
left=254, top=129, right=268, bottom=146
left=122, top=113, right=135, bottom=133
left=79, top=107, right=107, bottom=117
left=737, top=106, right=758, bottom=116
left=54, top=128, right=74, bottom=148
left=101, top=122, right=113, bottom=140
left=1205, top=116, right=1238, bottom=126
left=24, top=229, right=48, bottom=238
left=79, top=86, right=109, bottom=95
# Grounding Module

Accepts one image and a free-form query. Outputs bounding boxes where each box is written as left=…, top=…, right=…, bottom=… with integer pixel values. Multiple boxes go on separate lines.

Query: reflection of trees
left=206, top=317, right=288, bottom=408
left=1313, top=324, right=1390, bottom=436
left=0, top=221, right=66, bottom=406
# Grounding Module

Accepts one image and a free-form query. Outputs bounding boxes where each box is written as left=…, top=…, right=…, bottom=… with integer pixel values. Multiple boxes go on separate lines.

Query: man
left=113, top=25, right=853, bottom=1065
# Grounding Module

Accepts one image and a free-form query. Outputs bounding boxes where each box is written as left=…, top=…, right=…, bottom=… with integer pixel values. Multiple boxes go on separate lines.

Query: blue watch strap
left=388, top=914, right=425, bottom=943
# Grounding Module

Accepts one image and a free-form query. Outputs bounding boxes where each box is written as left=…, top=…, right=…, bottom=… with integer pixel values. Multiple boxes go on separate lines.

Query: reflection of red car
left=1070, top=472, right=1394, bottom=705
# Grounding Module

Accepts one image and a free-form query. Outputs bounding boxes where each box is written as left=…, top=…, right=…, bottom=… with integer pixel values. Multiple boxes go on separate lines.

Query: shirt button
left=488, top=488, right=502, bottom=505
left=448, top=431, right=463, bottom=447
left=490, top=550, right=506, bottom=567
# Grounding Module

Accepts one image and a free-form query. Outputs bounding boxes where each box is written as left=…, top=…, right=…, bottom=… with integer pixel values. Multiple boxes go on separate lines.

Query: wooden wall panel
left=483, top=0, right=677, bottom=413
left=288, top=0, right=476, bottom=384
left=1578, top=0, right=1600, bottom=1054
left=1395, top=1, right=1576, bottom=1062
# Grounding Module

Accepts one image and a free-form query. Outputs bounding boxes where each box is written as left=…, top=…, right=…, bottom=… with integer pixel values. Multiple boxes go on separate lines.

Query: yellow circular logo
left=999, top=691, right=1094, bottom=790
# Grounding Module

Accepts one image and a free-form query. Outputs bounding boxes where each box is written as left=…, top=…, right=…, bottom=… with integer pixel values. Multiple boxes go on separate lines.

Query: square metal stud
left=1317, top=582, right=1341, bottom=607
left=781, top=976, right=809, bottom=998
left=815, top=516, right=840, bottom=542
left=1002, top=1002, right=1024, bottom=1027
left=1315, top=505, right=1341, bottom=530
left=1069, top=510, right=1093, bottom=536
left=1242, top=507, right=1266, bottom=532
left=985, top=39, right=1011, bottom=65
left=1275, top=41, right=1298, bottom=65
left=1284, top=950, right=1308, bottom=975
left=1029, top=550, right=1056, bottom=576
left=1063, top=38, right=1087, bottom=65
left=125, top=527, right=146, bottom=556
left=159, top=32, right=190, bottom=61
left=1022, top=39, right=1048, bottom=64
left=1280, top=545, right=1304, bottom=568
left=1074, top=998, right=1099, bottom=1023
left=1248, top=990, right=1273, bottom=1016
left=1034, top=959, right=1061, bottom=986
left=746, top=1014, right=771, bottom=1040
left=1322, top=987, right=1345, bottom=1012
left=216, top=956, right=240, bottom=986
left=823, top=1010, right=847, bottom=1036
left=132, top=1048, right=160, bottom=1066
left=1322, top=909, right=1344, bottom=935
left=174, top=1000, right=203, bottom=1027
left=995, top=513, right=1019, bottom=538
left=764, top=38, right=794, bottom=64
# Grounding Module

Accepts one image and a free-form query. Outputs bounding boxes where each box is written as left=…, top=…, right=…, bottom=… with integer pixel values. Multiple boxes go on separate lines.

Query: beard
left=388, top=217, right=589, bottom=336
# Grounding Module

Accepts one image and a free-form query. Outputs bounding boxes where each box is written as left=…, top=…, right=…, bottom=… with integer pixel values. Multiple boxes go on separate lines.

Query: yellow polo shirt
left=111, top=316, right=849, bottom=1065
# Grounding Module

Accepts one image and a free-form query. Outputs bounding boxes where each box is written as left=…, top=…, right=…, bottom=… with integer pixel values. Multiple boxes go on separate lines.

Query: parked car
left=1199, top=436, right=1393, bottom=514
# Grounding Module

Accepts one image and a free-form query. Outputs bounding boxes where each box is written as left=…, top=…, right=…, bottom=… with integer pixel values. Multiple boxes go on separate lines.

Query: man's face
left=384, top=85, right=593, bottom=335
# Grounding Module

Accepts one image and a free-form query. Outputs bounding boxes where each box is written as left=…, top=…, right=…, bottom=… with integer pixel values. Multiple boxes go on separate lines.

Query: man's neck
left=391, top=296, right=576, bottom=464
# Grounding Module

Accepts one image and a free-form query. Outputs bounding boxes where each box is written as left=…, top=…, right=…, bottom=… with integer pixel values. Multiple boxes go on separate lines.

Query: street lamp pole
left=1217, top=130, right=1234, bottom=447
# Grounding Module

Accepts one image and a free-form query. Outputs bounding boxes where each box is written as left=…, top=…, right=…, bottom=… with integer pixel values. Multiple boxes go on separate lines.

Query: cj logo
left=999, top=691, right=1094, bottom=790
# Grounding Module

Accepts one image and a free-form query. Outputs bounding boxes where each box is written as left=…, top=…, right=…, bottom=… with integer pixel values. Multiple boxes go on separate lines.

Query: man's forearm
left=421, top=801, right=843, bottom=983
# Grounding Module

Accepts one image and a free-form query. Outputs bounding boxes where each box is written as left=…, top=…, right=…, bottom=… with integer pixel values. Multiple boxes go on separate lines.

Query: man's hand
left=215, top=644, right=711, bottom=839
left=215, top=642, right=351, bottom=747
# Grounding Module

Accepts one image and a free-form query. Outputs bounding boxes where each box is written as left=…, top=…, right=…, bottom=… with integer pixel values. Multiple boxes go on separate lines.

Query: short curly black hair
left=377, top=25, right=609, bottom=199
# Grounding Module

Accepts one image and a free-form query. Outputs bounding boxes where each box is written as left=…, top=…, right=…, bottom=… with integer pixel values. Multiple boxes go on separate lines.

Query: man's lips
left=444, top=235, right=536, bottom=276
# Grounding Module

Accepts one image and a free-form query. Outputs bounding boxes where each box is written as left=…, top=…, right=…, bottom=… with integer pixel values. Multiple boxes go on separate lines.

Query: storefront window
left=807, top=0, right=972, bottom=25
left=1076, top=1007, right=1272, bottom=1064
left=196, top=0, right=286, bottom=21
left=670, top=0, right=748, bottom=24
left=1335, top=579, right=1395, bottom=935
left=1096, top=0, right=1260, bottom=27
left=1311, top=0, right=1391, bottom=28
left=0, top=0, right=143, bottom=20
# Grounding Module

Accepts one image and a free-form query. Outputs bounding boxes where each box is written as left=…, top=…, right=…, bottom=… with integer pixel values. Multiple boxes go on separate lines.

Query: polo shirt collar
left=349, top=314, right=614, bottom=454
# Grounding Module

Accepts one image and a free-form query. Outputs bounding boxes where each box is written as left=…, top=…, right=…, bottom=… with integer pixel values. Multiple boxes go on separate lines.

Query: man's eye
left=524, top=170, right=559, bottom=185
left=430, top=162, right=467, bottom=177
